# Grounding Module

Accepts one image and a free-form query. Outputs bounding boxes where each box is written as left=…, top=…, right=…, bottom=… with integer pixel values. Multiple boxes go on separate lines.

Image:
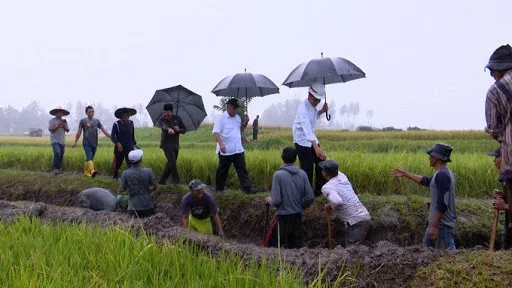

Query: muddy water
left=0, top=200, right=448, bottom=287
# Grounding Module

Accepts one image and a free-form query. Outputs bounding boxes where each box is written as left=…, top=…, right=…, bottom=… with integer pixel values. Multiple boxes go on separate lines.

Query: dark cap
left=163, top=103, right=173, bottom=111
left=189, top=179, right=206, bottom=191
left=486, top=44, right=512, bottom=71
left=487, top=148, right=501, bottom=157
left=226, top=98, right=240, bottom=108
left=319, top=160, right=339, bottom=174
left=426, top=143, right=453, bottom=162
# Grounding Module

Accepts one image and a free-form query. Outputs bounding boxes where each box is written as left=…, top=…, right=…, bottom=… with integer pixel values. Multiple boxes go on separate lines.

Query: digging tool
left=327, top=208, right=333, bottom=250
left=264, top=202, right=270, bottom=242
left=490, top=209, right=499, bottom=251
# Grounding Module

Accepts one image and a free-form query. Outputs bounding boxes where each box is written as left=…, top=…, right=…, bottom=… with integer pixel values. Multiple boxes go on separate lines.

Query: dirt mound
left=0, top=200, right=445, bottom=287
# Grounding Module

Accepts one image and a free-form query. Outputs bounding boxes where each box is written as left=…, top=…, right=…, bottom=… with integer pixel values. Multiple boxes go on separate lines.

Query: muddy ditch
left=0, top=200, right=449, bottom=287
left=0, top=184, right=496, bottom=249
left=0, top=182, right=498, bottom=287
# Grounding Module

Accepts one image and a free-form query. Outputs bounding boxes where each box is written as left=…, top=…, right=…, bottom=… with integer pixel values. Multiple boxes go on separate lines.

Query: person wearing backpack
left=485, top=44, right=512, bottom=244
left=264, top=147, right=315, bottom=248
left=111, top=107, right=139, bottom=180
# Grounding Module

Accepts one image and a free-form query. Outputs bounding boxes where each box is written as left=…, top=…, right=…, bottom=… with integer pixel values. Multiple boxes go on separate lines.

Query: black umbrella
left=146, top=85, right=207, bottom=131
left=212, top=70, right=279, bottom=112
left=283, top=53, right=366, bottom=120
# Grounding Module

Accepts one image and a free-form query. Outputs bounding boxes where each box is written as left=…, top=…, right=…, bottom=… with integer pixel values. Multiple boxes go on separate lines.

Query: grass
left=411, top=250, right=512, bottom=287
left=0, top=217, right=305, bottom=288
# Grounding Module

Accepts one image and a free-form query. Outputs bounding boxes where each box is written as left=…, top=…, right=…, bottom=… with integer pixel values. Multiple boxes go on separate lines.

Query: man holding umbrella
left=293, top=82, right=329, bottom=196
left=212, top=98, right=255, bottom=193
left=111, top=107, right=139, bottom=180
left=156, top=103, right=187, bottom=185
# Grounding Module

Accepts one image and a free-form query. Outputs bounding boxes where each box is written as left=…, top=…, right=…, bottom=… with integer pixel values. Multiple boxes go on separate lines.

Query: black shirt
left=157, top=115, right=187, bottom=149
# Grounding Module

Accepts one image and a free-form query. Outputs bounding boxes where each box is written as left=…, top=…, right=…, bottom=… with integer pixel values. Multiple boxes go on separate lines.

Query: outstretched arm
left=390, top=168, right=425, bottom=185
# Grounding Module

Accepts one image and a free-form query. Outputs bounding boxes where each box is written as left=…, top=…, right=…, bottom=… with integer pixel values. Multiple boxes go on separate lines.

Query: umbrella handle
left=326, top=112, right=331, bottom=121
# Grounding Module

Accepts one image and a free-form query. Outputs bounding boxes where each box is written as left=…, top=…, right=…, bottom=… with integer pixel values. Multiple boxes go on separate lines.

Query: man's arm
left=212, top=214, right=224, bottom=236
left=428, top=171, right=451, bottom=239
left=181, top=215, right=189, bottom=228
left=485, top=90, right=502, bottom=141
left=269, top=173, right=282, bottom=207
left=302, top=173, right=315, bottom=208
left=62, top=119, right=69, bottom=133
left=390, top=168, right=426, bottom=185
left=240, top=115, right=249, bottom=133
left=72, top=124, right=82, bottom=147
left=176, top=116, right=187, bottom=134
left=99, top=122, right=111, bottom=138
left=317, top=102, right=328, bottom=116
left=48, top=120, right=60, bottom=133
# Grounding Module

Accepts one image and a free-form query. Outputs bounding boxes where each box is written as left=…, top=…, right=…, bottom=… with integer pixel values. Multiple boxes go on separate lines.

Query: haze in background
left=0, top=0, right=509, bottom=130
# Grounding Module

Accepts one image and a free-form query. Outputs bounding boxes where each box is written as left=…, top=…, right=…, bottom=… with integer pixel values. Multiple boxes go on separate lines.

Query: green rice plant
left=0, top=217, right=305, bottom=288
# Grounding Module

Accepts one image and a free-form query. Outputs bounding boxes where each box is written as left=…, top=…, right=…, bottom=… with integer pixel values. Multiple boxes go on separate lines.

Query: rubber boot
left=83, top=161, right=92, bottom=177
left=88, top=160, right=97, bottom=178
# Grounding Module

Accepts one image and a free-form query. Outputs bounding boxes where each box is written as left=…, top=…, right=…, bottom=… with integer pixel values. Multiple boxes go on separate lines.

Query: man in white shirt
left=320, top=160, right=373, bottom=247
left=212, top=98, right=255, bottom=193
left=293, top=82, right=329, bottom=196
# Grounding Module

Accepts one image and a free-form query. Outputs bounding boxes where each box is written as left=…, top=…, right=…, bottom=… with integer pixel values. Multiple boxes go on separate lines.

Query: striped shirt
left=486, top=70, right=512, bottom=179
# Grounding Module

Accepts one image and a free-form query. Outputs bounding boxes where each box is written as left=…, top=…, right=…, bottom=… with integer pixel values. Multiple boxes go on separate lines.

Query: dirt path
left=0, top=200, right=447, bottom=287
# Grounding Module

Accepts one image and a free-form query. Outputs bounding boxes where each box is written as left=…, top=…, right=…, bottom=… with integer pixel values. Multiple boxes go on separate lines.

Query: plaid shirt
left=486, top=70, right=512, bottom=178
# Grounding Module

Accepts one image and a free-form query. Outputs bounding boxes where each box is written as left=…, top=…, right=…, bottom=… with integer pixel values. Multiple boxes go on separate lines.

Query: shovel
left=490, top=209, right=499, bottom=251
left=327, top=208, right=332, bottom=250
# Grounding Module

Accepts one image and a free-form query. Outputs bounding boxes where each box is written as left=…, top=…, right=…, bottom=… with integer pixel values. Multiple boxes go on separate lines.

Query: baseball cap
left=308, top=82, right=325, bottom=100
left=128, top=149, right=143, bottom=163
left=189, top=179, right=206, bottom=191
left=319, top=160, right=339, bottom=173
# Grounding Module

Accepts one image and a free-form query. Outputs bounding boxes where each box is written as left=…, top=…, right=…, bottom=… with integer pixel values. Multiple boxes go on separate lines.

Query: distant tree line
left=0, top=101, right=151, bottom=134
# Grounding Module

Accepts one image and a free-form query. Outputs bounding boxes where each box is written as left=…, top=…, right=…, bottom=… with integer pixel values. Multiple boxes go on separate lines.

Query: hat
left=49, top=106, right=70, bottom=116
left=426, top=143, right=453, bottom=162
left=128, top=149, right=143, bottom=163
left=163, top=103, right=174, bottom=111
left=115, top=107, right=137, bottom=119
left=308, top=82, right=325, bottom=100
left=189, top=179, right=206, bottom=191
left=319, top=160, right=339, bottom=174
left=226, top=98, right=240, bottom=108
left=486, top=44, right=512, bottom=71
left=487, top=148, right=501, bottom=157
left=116, top=195, right=129, bottom=210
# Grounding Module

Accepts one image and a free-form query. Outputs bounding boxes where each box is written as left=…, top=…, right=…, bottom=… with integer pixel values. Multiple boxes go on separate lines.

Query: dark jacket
left=157, top=115, right=187, bottom=149
left=270, top=164, right=315, bottom=215
left=111, top=120, right=136, bottom=150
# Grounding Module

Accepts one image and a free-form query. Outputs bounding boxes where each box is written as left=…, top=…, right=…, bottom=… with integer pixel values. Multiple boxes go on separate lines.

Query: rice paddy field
left=2, top=125, right=511, bottom=287
left=0, top=125, right=501, bottom=197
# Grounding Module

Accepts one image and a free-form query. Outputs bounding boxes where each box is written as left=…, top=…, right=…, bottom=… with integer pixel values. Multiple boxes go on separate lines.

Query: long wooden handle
left=327, top=209, right=332, bottom=250
left=490, top=210, right=499, bottom=251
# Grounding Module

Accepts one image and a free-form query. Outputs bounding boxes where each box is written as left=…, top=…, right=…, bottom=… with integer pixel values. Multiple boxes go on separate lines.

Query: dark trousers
left=295, top=143, right=326, bottom=197
left=83, top=145, right=97, bottom=161
left=253, top=129, right=258, bottom=140
left=51, top=142, right=65, bottom=170
left=113, top=147, right=132, bottom=179
left=266, top=213, right=303, bottom=249
left=503, top=180, right=512, bottom=250
left=345, top=219, right=374, bottom=247
left=160, top=147, right=180, bottom=184
left=215, top=152, right=251, bottom=191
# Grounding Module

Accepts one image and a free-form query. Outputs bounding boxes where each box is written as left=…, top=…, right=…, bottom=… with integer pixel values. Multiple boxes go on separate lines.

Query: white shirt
left=292, top=99, right=319, bottom=147
left=321, top=172, right=371, bottom=226
left=212, top=111, right=244, bottom=156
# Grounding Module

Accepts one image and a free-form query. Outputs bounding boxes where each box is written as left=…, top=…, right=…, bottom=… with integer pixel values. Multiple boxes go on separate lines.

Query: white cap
left=128, top=149, right=143, bottom=163
left=308, top=82, right=325, bottom=100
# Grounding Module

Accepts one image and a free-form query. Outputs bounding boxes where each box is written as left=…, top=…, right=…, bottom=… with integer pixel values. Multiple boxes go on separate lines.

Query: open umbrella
left=282, top=53, right=366, bottom=120
left=146, top=85, right=207, bottom=131
left=212, top=70, right=280, bottom=113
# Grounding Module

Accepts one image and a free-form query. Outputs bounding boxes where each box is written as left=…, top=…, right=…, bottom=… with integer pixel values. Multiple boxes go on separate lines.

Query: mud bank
left=0, top=200, right=447, bottom=287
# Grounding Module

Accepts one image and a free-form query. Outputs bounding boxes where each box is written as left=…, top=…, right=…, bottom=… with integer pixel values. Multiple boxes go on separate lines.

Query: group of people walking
left=51, top=44, right=512, bottom=250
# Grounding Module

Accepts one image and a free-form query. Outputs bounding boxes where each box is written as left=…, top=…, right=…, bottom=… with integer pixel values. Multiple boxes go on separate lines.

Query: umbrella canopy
left=283, top=55, right=366, bottom=120
left=282, top=56, right=365, bottom=88
left=146, top=85, right=207, bottom=131
left=212, top=72, right=280, bottom=98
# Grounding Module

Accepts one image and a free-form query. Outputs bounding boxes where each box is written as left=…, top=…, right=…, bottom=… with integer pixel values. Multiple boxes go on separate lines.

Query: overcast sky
left=0, top=0, right=509, bottom=129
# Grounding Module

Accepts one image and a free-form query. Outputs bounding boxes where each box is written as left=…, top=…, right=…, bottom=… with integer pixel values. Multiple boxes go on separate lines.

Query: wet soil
left=0, top=197, right=452, bottom=288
